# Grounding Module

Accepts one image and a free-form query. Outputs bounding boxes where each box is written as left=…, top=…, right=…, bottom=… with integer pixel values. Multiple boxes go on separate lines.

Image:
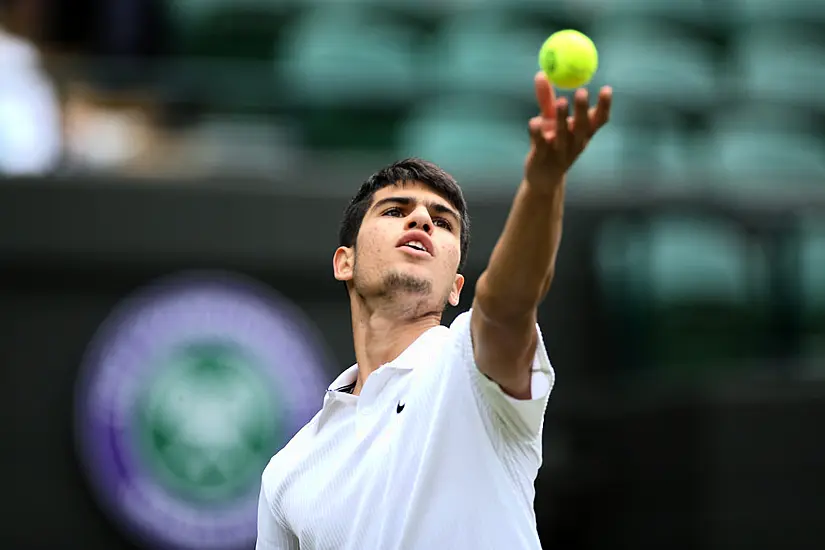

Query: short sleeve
left=449, top=310, right=555, bottom=442
left=256, top=482, right=300, bottom=550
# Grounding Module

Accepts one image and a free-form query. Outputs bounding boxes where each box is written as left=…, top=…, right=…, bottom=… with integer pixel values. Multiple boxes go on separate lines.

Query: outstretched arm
left=472, top=73, right=612, bottom=399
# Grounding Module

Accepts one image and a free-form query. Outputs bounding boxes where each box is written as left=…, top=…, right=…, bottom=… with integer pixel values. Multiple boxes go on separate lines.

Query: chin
left=382, top=268, right=433, bottom=296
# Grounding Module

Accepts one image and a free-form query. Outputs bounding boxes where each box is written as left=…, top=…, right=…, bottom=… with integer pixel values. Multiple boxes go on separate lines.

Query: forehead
left=370, top=181, right=455, bottom=210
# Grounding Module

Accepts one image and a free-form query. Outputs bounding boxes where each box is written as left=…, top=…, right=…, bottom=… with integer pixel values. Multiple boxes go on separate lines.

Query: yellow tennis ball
left=538, top=30, right=598, bottom=90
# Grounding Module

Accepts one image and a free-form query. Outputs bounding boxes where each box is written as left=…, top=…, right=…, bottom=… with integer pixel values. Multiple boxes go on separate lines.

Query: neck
left=349, top=294, right=442, bottom=396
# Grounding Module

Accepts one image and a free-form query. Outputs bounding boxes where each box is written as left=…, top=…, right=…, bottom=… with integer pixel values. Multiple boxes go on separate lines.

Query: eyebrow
left=372, top=196, right=460, bottom=223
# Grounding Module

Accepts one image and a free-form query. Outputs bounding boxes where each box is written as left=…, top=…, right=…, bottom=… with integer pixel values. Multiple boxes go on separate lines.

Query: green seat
left=168, top=0, right=225, bottom=33
left=657, top=131, right=712, bottom=185
left=446, top=0, right=590, bottom=23
left=298, top=105, right=403, bottom=153
left=730, top=0, right=825, bottom=23
left=571, top=105, right=701, bottom=188
left=705, top=103, right=825, bottom=189
left=170, top=0, right=284, bottom=59
left=569, top=125, right=663, bottom=188
left=647, top=218, right=758, bottom=303
left=799, top=219, right=825, bottom=359
left=652, top=218, right=769, bottom=372
left=710, top=103, right=820, bottom=134
left=584, top=0, right=709, bottom=25
left=729, top=28, right=825, bottom=110
left=589, top=22, right=716, bottom=110
left=398, top=99, right=528, bottom=188
left=800, top=222, right=825, bottom=310
left=596, top=216, right=770, bottom=376
left=431, top=14, right=550, bottom=102
left=298, top=0, right=453, bottom=17
left=166, top=0, right=283, bottom=113
left=280, top=8, right=418, bottom=106
left=708, top=131, right=825, bottom=189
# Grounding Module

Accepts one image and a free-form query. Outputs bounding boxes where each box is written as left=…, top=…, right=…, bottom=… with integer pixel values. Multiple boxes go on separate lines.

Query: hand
left=524, top=72, right=612, bottom=191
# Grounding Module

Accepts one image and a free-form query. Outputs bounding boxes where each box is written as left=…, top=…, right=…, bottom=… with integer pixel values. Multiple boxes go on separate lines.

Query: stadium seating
left=160, top=1, right=825, bottom=183
left=584, top=0, right=710, bottom=26
left=431, top=13, right=549, bottom=103
left=165, top=0, right=285, bottom=112
left=728, top=27, right=825, bottom=111
left=279, top=8, right=419, bottom=106
left=596, top=215, right=771, bottom=374
left=170, top=0, right=285, bottom=60
left=800, top=219, right=825, bottom=359
left=729, top=0, right=825, bottom=24
left=705, top=102, right=825, bottom=188
left=708, top=131, right=825, bottom=188
left=398, top=98, right=529, bottom=187
left=646, top=217, right=760, bottom=304
left=588, top=21, right=716, bottom=111
left=567, top=125, right=638, bottom=186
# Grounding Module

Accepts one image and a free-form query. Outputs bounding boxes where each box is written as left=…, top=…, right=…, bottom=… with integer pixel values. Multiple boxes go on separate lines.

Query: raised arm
left=471, top=73, right=612, bottom=399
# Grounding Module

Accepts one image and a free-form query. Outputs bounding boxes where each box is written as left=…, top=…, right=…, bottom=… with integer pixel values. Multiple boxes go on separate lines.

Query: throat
left=351, top=311, right=441, bottom=384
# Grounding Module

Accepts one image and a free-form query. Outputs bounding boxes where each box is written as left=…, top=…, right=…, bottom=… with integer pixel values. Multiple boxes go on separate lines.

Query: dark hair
left=338, top=158, right=471, bottom=272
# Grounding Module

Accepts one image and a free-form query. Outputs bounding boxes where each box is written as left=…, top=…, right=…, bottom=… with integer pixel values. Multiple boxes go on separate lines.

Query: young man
left=256, top=73, right=612, bottom=549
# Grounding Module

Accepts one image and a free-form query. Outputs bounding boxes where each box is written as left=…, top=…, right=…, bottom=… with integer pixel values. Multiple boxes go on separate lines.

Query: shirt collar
left=327, top=365, right=358, bottom=392
left=315, top=323, right=450, bottom=433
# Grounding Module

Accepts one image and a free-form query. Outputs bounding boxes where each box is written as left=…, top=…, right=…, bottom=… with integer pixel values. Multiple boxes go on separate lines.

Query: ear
left=333, top=246, right=355, bottom=282
left=448, top=273, right=465, bottom=306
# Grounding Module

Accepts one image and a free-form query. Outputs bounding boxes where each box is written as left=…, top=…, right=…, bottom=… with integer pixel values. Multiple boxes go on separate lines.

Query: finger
left=528, top=116, right=543, bottom=145
left=534, top=71, right=556, bottom=119
left=552, top=97, right=570, bottom=152
left=590, top=86, right=612, bottom=130
left=571, top=88, right=591, bottom=149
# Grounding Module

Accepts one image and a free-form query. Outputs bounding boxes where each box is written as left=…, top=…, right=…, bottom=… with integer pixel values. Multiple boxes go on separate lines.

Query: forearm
left=475, top=178, right=565, bottom=320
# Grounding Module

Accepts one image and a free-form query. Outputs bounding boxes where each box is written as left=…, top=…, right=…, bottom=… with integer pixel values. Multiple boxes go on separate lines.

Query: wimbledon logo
left=74, top=272, right=331, bottom=550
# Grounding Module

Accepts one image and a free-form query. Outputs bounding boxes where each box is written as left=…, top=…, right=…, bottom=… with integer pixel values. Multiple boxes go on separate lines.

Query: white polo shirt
left=257, top=310, right=555, bottom=550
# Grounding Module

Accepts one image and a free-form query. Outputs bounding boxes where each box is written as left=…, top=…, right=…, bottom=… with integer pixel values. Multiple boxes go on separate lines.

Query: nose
left=405, top=206, right=434, bottom=235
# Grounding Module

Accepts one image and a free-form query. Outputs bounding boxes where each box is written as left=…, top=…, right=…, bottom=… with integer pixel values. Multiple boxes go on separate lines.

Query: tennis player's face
left=334, top=181, right=464, bottom=309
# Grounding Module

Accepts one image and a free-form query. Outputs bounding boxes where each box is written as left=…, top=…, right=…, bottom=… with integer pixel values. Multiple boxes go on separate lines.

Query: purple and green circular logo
left=74, top=271, right=331, bottom=550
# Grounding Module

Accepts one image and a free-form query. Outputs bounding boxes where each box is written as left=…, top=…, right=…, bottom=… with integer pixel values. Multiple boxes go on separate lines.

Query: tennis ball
left=538, top=30, right=598, bottom=90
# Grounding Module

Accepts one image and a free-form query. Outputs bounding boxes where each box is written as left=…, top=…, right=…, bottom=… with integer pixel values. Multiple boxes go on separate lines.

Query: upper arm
left=256, top=483, right=300, bottom=550
left=451, top=310, right=555, bottom=443
left=470, top=293, right=539, bottom=400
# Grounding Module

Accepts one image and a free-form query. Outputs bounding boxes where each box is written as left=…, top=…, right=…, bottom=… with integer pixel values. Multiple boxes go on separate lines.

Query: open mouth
left=403, top=241, right=427, bottom=253
left=396, top=231, right=434, bottom=256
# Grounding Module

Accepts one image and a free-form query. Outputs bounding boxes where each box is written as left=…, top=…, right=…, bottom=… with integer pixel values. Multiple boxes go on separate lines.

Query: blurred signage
left=74, top=271, right=331, bottom=550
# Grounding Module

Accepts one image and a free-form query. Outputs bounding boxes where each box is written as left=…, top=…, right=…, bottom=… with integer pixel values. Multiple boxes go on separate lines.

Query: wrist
left=522, top=173, right=566, bottom=197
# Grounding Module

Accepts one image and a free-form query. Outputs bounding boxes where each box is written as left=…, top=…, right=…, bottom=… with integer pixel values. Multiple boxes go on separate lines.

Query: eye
left=383, top=207, right=403, bottom=217
left=434, top=218, right=452, bottom=231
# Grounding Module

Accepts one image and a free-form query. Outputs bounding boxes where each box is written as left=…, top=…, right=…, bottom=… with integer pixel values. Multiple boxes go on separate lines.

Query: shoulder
left=447, top=310, right=472, bottom=334
left=261, top=411, right=322, bottom=495
left=446, top=309, right=556, bottom=444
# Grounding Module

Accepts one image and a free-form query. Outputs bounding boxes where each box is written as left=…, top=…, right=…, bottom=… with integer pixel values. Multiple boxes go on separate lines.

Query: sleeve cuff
left=475, top=346, right=555, bottom=440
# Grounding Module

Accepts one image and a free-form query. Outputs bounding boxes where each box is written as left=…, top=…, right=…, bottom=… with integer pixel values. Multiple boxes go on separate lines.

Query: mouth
left=396, top=231, right=434, bottom=257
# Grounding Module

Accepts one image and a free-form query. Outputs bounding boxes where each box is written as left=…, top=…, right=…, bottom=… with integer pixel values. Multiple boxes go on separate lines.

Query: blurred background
left=2, top=0, right=825, bottom=548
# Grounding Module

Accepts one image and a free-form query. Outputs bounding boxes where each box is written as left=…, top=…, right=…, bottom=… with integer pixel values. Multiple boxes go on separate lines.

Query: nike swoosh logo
left=396, top=401, right=405, bottom=414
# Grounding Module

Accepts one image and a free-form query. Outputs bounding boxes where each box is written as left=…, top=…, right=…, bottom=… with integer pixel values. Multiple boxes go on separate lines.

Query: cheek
left=440, top=243, right=461, bottom=271
left=355, top=225, right=391, bottom=260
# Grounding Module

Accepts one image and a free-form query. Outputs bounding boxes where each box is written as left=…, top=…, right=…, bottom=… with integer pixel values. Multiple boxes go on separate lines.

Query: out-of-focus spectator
left=40, top=0, right=186, bottom=175
left=0, top=0, right=62, bottom=176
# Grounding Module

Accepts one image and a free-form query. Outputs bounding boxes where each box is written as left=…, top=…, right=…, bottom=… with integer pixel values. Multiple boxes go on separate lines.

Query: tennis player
left=256, top=73, right=612, bottom=549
